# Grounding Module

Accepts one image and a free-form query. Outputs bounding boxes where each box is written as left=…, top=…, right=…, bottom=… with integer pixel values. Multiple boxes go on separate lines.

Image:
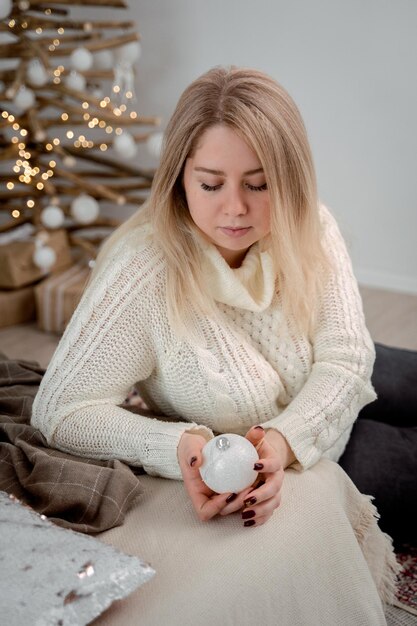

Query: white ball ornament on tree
left=13, top=86, right=35, bottom=113
left=114, top=41, right=141, bottom=65
left=0, top=0, right=12, bottom=20
left=27, top=59, right=48, bottom=87
left=33, top=245, right=57, bottom=272
left=114, top=131, right=137, bottom=159
left=199, top=434, right=259, bottom=494
left=94, top=49, right=114, bottom=70
left=70, top=47, right=93, bottom=72
left=70, top=194, right=99, bottom=225
left=146, top=132, right=164, bottom=160
left=65, top=70, right=86, bottom=92
left=40, top=205, right=65, bottom=229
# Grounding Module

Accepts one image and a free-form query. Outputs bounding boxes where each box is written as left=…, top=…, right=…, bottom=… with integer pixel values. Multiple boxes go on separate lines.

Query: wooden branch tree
left=0, top=0, right=161, bottom=263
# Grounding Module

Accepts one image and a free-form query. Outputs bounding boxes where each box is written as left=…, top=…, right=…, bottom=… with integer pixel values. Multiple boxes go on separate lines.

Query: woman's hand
left=177, top=431, right=237, bottom=521
left=219, top=425, right=293, bottom=528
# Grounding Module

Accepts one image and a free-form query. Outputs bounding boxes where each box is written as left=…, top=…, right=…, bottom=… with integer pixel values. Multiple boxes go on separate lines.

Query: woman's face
left=182, top=124, right=271, bottom=268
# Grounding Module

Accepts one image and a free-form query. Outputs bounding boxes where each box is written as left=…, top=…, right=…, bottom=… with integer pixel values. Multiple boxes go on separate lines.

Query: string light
left=12, top=210, right=20, bottom=218
left=58, top=28, right=65, bottom=35
left=113, top=85, right=120, bottom=94
left=20, top=129, right=28, bottom=137
left=35, top=27, right=43, bottom=34
left=1, top=111, right=8, bottom=119
left=7, top=182, right=14, bottom=190
left=8, top=114, right=15, bottom=122
left=53, top=39, right=60, bottom=46
left=61, top=113, right=69, bottom=121
left=13, top=165, right=20, bottom=173
left=12, top=123, right=19, bottom=130
left=46, top=143, right=53, bottom=150
left=99, top=100, right=107, bottom=108
left=130, top=112, right=137, bottom=119
left=98, top=120, right=106, bottom=128
left=9, top=20, right=16, bottom=28
left=82, top=102, right=89, bottom=110
left=120, top=104, right=127, bottom=112
left=45, top=8, right=52, bottom=15
left=52, top=138, right=60, bottom=145
left=36, top=182, right=44, bottom=190
left=53, top=77, right=60, bottom=84
left=99, top=144, right=108, bottom=151
left=83, top=113, right=90, bottom=120
left=105, top=126, right=113, bottom=134
left=126, top=91, right=133, bottom=99
left=22, top=22, right=28, bottom=29
left=115, top=128, right=122, bottom=135
left=66, top=131, right=74, bottom=139
left=113, top=108, right=121, bottom=116
left=49, top=160, right=56, bottom=167
left=27, top=200, right=35, bottom=208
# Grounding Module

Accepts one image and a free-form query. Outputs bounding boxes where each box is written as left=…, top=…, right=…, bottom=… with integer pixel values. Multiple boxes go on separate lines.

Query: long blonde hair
left=89, top=65, right=333, bottom=338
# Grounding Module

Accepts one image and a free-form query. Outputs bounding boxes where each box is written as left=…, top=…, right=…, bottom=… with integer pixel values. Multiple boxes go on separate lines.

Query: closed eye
left=200, top=182, right=268, bottom=192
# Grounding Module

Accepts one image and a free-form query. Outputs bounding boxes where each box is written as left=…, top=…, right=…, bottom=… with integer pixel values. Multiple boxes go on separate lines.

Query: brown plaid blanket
left=0, top=351, right=144, bottom=534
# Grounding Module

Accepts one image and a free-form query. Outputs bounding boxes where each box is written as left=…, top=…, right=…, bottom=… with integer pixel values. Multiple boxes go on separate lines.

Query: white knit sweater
left=31, top=203, right=377, bottom=480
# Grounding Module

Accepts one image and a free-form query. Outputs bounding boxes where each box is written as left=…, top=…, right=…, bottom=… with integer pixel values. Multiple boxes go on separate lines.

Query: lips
left=219, top=226, right=252, bottom=238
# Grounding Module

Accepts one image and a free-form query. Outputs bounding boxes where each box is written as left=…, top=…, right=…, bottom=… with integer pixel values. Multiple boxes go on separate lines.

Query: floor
left=0, top=284, right=416, bottom=368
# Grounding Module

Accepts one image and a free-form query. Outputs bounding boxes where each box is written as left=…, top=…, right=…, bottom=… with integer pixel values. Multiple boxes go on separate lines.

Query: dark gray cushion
left=338, top=342, right=417, bottom=547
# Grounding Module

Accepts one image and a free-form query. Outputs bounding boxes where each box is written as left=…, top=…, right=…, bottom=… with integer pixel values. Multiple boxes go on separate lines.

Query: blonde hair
left=89, top=65, right=333, bottom=338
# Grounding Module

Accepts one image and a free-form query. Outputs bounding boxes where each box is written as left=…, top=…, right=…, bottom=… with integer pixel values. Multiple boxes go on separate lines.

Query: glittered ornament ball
left=13, top=86, right=35, bottom=113
left=65, top=70, right=86, bottom=92
left=0, top=0, right=12, bottom=20
left=199, top=434, right=259, bottom=494
left=70, top=194, right=99, bottom=225
left=27, top=59, right=48, bottom=87
left=114, top=132, right=137, bottom=159
left=33, top=245, right=56, bottom=272
left=70, top=47, right=93, bottom=72
left=41, top=205, right=65, bottom=229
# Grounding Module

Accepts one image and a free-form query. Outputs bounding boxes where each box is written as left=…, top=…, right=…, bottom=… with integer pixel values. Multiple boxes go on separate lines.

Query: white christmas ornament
left=71, top=194, right=99, bottom=225
left=27, top=59, right=48, bottom=87
left=93, top=49, right=114, bottom=70
left=199, top=434, right=259, bottom=494
left=114, top=132, right=137, bottom=158
left=0, top=0, right=12, bottom=20
left=13, top=86, right=35, bottom=113
left=65, top=70, right=86, bottom=92
left=41, top=205, right=65, bottom=229
left=114, top=41, right=141, bottom=65
left=146, top=132, right=164, bottom=160
left=33, top=245, right=56, bottom=272
left=70, top=47, right=93, bottom=72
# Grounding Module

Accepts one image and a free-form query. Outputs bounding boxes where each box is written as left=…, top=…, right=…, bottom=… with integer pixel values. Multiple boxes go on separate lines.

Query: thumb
left=245, top=425, right=265, bottom=449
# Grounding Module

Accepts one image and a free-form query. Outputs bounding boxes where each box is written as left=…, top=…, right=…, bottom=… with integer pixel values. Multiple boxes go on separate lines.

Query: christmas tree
left=0, top=0, right=162, bottom=272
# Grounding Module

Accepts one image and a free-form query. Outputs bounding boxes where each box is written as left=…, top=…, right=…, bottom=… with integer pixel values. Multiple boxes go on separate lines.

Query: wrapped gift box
left=35, top=263, right=91, bottom=334
left=0, top=284, right=37, bottom=328
left=0, top=229, right=73, bottom=289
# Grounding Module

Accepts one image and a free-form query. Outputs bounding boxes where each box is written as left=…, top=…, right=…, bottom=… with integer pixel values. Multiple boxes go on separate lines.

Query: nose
left=223, top=185, right=248, bottom=216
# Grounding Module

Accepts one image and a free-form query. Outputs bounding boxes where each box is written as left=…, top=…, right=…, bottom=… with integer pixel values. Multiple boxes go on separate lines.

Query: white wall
left=72, top=1, right=417, bottom=294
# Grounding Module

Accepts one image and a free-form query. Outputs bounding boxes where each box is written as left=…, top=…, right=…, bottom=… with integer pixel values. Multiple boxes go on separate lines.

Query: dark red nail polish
left=244, top=520, right=256, bottom=527
left=244, top=496, right=257, bottom=507
left=190, top=456, right=197, bottom=467
left=242, top=509, right=256, bottom=519
left=254, top=426, right=264, bottom=431
left=226, top=493, right=238, bottom=503
left=254, top=463, right=263, bottom=470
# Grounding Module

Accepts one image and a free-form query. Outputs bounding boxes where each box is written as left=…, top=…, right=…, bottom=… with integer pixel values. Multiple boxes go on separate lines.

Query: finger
left=194, top=490, right=236, bottom=522
left=245, top=425, right=265, bottom=450
left=219, top=484, right=255, bottom=516
left=243, top=471, right=283, bottom=507
left=252, top=456, right=282, bottom=475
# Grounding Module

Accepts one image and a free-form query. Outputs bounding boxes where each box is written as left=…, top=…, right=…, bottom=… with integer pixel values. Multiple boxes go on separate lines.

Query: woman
left=32, top=66, right=399, bottom=625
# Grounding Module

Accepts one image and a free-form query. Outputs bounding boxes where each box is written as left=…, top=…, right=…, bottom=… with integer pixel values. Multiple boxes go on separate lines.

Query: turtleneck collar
left=196, top=234, right=276, bottom=312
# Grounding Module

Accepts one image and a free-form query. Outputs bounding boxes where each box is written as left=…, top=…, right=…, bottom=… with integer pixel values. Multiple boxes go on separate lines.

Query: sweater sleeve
left=31, top=239, right=213, bottom=481
left=261, top=204, right=377, bottom=470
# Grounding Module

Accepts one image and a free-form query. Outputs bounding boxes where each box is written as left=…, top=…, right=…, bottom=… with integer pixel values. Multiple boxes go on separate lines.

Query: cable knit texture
left=31, top=203, right=377, bottom=480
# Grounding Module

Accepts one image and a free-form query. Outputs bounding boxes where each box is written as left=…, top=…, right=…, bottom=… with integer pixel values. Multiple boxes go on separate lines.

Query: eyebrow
left=194, top=166, right=264, bottom=176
